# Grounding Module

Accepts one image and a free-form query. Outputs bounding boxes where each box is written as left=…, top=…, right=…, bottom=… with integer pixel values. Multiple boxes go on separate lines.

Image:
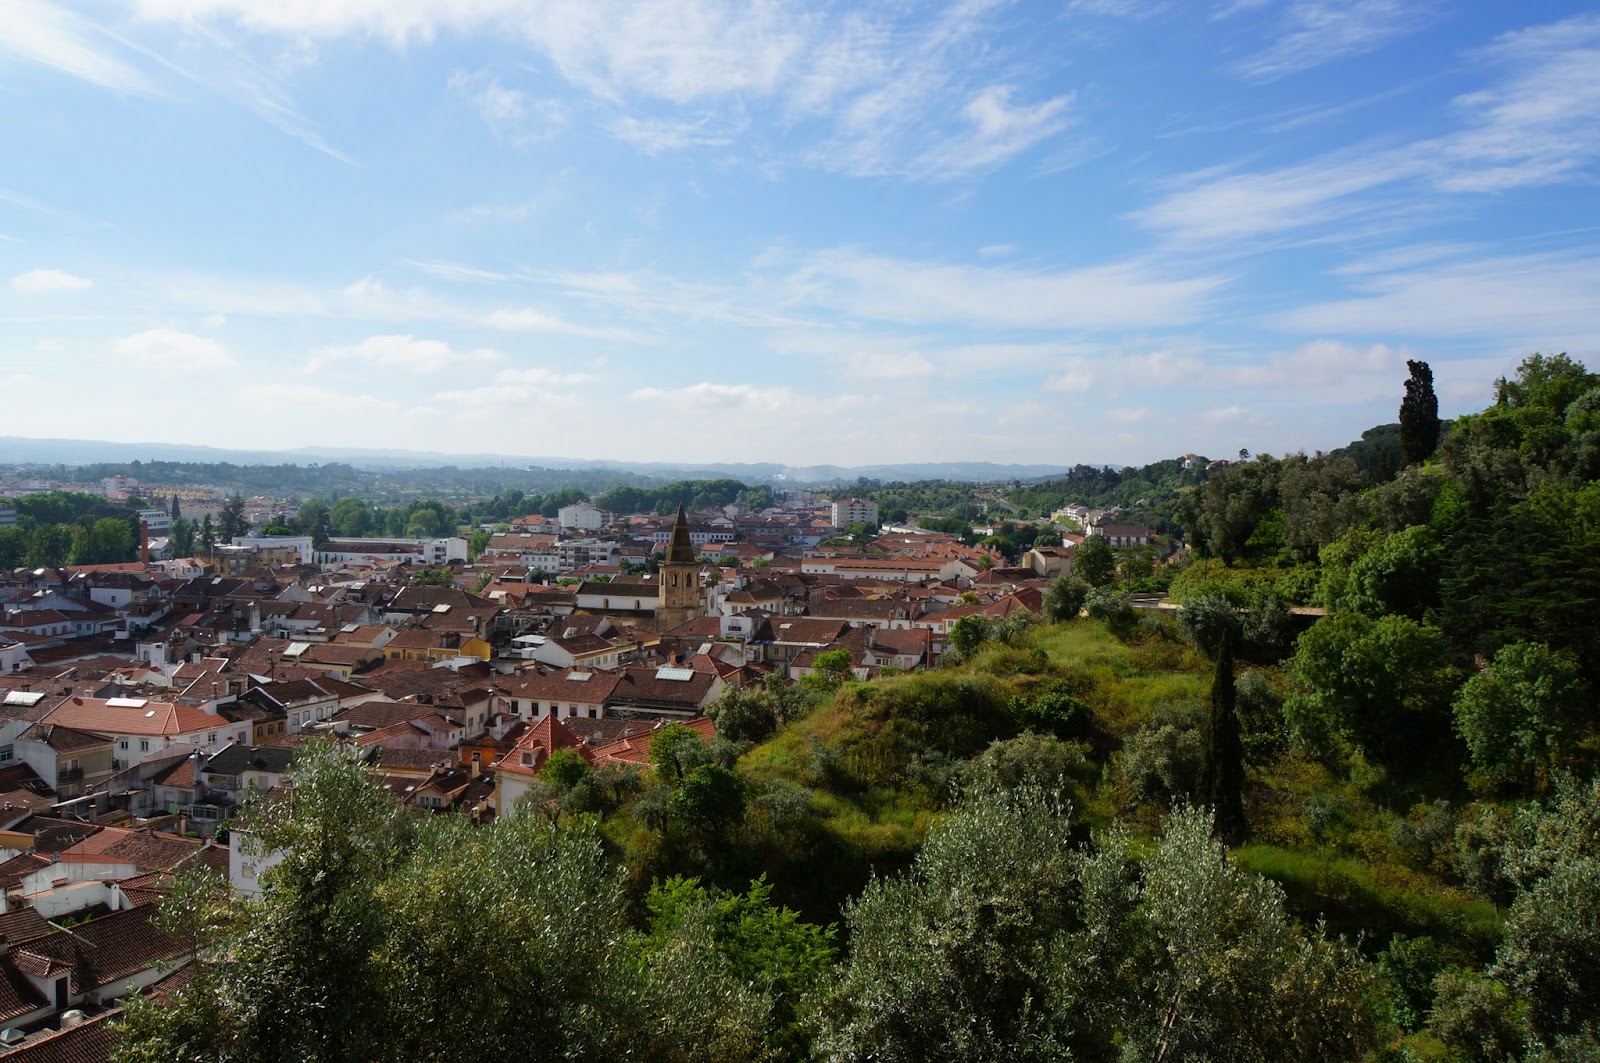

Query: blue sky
left=3, top=1, right=1598, bottom=468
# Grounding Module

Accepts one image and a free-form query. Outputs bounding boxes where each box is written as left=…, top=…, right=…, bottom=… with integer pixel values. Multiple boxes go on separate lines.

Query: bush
left=1175, top=594, right=1242, bottom=656
left=1084, top=587, right=1137, bottom=634
left=1427, top=969, right=1525, bottom=1063
left=959, top=733, right=1093, bottom=796
left=1007, top=685, right=1092, bottom=738
left=1390, top=800, right=1458, bottom=874
left=1241, top=593, right=1294, bottom=662
left=1378, top=934, right=1446, bottom=1031
left=1116, top=701, right=1203, bottom=808
left=1234, top=669, right=1285, bottom=765
left=1044, top=576, right=1089, bottom=622
left=669, top=765, right=747, bottom=836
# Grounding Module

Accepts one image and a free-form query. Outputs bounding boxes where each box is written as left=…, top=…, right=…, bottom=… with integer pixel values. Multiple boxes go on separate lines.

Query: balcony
left=57, top=765, right=84, bottom=782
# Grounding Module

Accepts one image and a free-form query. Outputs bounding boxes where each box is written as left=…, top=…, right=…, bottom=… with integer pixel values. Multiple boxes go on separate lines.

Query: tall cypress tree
left=1399, top=359, right=1440, bottom=467
left=1199, top=632, right=1247, bottom=845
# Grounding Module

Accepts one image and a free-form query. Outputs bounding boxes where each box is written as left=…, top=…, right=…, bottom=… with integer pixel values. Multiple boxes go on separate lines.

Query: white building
left=557, top=502, right=611, bottom=531
left=315, top=537, right=467, bottom=566
left=524, top=538, right=621, bottom=574
left=231, top=535, right=315, bottom=564
left=830, top=498, right=879, bottom=528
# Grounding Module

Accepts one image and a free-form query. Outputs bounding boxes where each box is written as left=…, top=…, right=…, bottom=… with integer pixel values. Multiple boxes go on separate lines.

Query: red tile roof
left=43, top=697, right=217, bottom=737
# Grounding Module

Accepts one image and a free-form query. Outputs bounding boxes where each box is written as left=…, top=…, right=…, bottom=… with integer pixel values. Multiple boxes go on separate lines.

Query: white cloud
left=1042, top=347, right=1207, bottom=396
left=430, top=366, right=590, bottom=410
left=113, top=327, right=235, bottom=369
left=242, top=383, right=398, bottom=415
left=1, top=0, right=154, bottom=93
left=1044, top=365, right=1095, bottom=392
left=1233, top=0, right=1435, bottom=82
left=629, top=382, right=800, bottom=414
left=1071, top=0, right=1172, bottom=16
left=11, top=268, right=92, bottom=292
left=783, top=249, right=1222, bottom=330
left=402, top=259, right=513, bottom=284
left=1143, top=13, right=1600, bottom=246
left=132, top=0, right=1074, bottom=180
left=1271, top=252, right=1600, bottom=346
left=484, top=306, right=642, bottom=341
left=1329, top=243, right=1477, bottom=276
left=609, top=113, right=741, bottom=154
left=306, top=334, right=499, bottom=373
left=1222, top=340, right=1410, bottom=398
left=448, top=68, right=564, bottom=144
left=1136, top=151, right=1409, bottom=245
left=912, top=85, right=1074, bottom=179
left=496, top=366, right=593, bottom=387
left=1433, top=14, right=1600, bottom=193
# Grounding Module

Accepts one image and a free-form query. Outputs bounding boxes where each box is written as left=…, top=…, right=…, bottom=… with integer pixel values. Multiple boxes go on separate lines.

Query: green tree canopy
left=1453, top=641, right=1592, bottom=793
left=1075, top=534, right=1116, bottom=587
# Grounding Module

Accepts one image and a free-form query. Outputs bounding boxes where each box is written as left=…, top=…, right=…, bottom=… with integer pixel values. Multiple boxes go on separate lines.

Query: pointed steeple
left=666, top=502, right=696, bottom=564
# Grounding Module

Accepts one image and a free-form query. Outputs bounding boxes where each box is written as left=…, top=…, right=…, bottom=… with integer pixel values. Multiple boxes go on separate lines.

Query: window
left=207, top=732, right=217, bottom=744
left=139, top=740, right=149, bottom=752
left=237, top=732, right=246, bottom=743
left=119, top=739, right=129, bottom=750
left=521, top=752, right=534, bottom=767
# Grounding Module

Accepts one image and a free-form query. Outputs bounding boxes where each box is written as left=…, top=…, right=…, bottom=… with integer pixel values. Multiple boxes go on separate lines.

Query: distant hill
left=0, top=436, right=1070, bottom=485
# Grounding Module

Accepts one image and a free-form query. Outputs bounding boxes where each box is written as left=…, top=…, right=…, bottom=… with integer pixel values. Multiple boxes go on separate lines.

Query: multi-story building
left=557, top=502, right=612, bottom=531
left=830, top=498, right=879, bottom=528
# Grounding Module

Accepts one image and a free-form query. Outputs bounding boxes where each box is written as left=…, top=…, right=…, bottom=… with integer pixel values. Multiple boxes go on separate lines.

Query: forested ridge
left=113, top=355, right=1600, bottom=1062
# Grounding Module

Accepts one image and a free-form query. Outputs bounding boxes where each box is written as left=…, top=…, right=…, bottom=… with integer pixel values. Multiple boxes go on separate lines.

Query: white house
left=41, top=697, right=230, bottom=769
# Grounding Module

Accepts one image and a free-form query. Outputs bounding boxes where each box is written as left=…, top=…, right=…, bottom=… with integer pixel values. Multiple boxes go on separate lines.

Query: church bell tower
left=656, top=502, right=701, bottom=630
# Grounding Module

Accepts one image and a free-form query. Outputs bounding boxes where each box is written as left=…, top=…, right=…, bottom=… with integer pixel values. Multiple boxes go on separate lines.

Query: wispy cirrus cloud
left=133, top=0, right=1071, bottom=180
left=609, top=112, right=743, bottom=154
left=448, top=68, right=565, bottom=145
left=1271, top=250, right=1600, bottom=346
left=1141, top=13, right=1600, bottom=246
left=1433, top=14, right=1600, bottom=193
left=910, top=85, right=1075, bottom=180
left=1, top=0, right=154, bottom=93
left=401, top=259, right=514, bottom=284
left=782, top=248, right=1223, bottom=331
left=1233, top=0, right=1436, bottom=82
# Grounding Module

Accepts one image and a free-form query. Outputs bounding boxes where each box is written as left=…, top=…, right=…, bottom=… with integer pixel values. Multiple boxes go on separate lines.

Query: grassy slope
left=731, top=616, right=1500, bottom=961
